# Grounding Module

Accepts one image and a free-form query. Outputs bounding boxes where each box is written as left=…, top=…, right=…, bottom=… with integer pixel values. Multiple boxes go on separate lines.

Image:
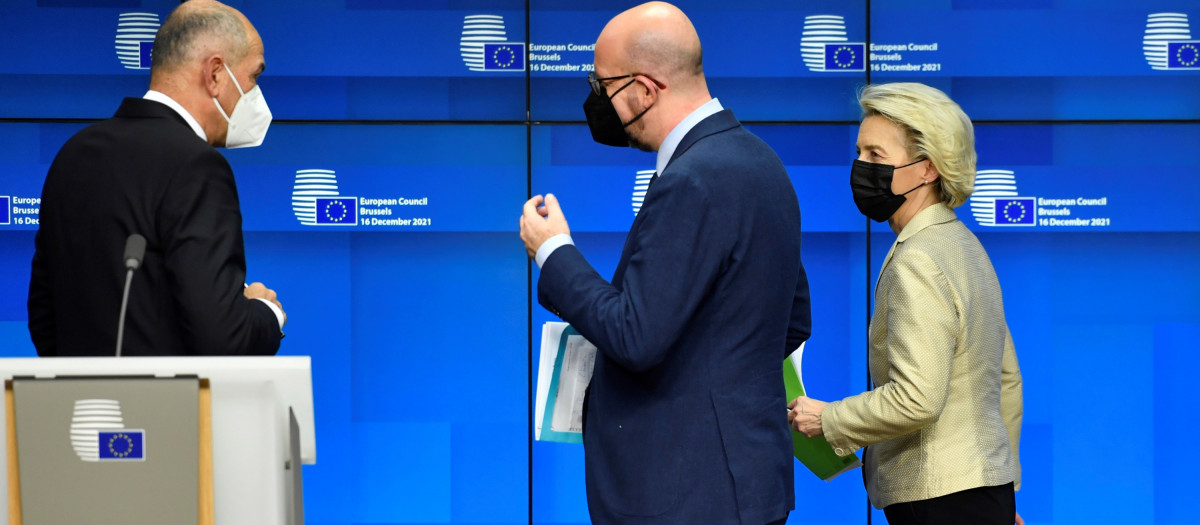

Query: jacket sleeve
left=822, top=250, right=957, bottom=454
left=537, top=176, right=727, bottom=373
left=158, top=149, right=280, bottom=355
left=785, top=254, right=812, bottom=356
left=27, top=226, right=56, bottom=355
left=1000, top=326, right=1023, bottom=490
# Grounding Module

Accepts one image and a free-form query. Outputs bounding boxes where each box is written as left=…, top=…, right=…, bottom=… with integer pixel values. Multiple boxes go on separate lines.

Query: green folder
left=784, top=343, right=861, bottom=481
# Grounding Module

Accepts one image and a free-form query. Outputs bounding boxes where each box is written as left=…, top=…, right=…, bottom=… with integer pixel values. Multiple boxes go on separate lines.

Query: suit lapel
left=873, top=203, right=958, bottom=293
left=875, top=242, right=899, bottom=294
left=613, top=110, right=739, bottom=287
left=612, top=202, right=650, bottom=289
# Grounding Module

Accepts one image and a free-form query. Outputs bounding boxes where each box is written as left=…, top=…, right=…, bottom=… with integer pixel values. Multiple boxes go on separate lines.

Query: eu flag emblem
left=824, top=43, right=865, bottom=71
left=139, top=41, right=154, bottom=69
left=1167, top=41, right=1200, bottom=70
left=483, top=43, right=526, bottom=71
left=97, top=430, right=145, bottom=461
left=0, top=196, right=10, bottom=225
left=994, top=198, right=1036, bottom=226
left=315, top=197, right=358, bottom=225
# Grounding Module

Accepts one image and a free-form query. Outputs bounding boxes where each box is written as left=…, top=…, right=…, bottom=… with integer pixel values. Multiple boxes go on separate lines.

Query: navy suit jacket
left=28, top=98, right=280, bottom=356
left=538, top=109, right=811, bottom=524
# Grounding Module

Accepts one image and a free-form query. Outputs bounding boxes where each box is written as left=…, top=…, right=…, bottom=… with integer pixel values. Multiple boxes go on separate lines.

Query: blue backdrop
left=1, top=1, right=1198, bottom=524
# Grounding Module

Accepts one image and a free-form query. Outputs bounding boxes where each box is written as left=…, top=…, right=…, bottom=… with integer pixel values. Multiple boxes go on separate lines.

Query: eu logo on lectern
left=97, top=430, right=145, bottom=461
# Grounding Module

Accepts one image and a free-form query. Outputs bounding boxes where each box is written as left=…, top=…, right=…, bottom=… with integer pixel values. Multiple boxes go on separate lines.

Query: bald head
left=591, top=2, right=711, bottom=152
left=596, top=2, right=704, bottom=92
left=150, top=0, right=256, bottom=78
left=145, top=0, right=266, bottom=148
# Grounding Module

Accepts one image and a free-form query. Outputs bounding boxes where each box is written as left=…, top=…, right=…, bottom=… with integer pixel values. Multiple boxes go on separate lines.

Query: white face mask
left=212, top=63, right=272, bottom=148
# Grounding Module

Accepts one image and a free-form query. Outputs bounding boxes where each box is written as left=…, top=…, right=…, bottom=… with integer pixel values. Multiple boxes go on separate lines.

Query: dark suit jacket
left=538, top=109, right=811, bottom=524
left=28, top=97, right=281, bottom=356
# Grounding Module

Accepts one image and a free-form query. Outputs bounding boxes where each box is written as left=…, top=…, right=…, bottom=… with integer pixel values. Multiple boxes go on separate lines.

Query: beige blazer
left=822, top=203, right=1022, bottom=509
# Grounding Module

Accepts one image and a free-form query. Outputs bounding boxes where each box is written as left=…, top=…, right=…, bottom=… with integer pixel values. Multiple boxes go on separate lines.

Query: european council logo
left=115, top=12, right=161, bottom=70
left=632, top=169, right=655, bottom=216
left=0, top=196, right=10, bottom=225
left=801, top=15, right=865, bottom=72
left=293, top=169, right=358, bottom=226
left=1144, top=13, right=1196, bottom=70
left=969, top=170, right=1035, bottom=227
left=461, top=15, right=526, bottom=72
left=70, top=399, right=141, bottom=462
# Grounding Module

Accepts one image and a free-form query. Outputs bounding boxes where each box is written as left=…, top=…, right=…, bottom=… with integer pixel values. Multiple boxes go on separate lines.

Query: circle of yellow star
left=107, top=433, right=133, bottom=458
left=1178, top=44, right=1199, bottom=67
left=492, top=45, right=516, bottom=68
left=834, top=46, right=856, bottom=68
left=324, top=200, right=347, bottom=222
left=1002, top=201, right=1026, bottom=223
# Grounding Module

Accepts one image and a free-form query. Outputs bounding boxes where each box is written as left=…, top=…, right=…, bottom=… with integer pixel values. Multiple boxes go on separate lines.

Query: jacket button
left=835, top=448, right=844, bottom=455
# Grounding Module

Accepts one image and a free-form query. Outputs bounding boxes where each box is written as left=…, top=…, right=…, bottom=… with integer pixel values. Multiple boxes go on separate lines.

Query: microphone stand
left=115, top=234, right=146, bottom=357
left=115, top=266, right=136, bottom=357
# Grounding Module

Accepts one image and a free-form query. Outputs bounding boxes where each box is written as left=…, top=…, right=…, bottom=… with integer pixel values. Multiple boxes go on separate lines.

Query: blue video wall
left=2, top=1, right=1199, bottom=524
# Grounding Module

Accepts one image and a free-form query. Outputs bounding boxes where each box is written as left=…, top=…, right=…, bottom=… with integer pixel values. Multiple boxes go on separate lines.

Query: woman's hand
left=787, top=396, right=828, bottom=437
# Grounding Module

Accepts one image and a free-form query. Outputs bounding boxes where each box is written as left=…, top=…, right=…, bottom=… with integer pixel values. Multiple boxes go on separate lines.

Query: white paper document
left=535, top=322, right=597, bottom=443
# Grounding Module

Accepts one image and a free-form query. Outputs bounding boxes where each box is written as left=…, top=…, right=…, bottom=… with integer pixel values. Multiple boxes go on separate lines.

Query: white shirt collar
left=143, top=90, right=207, bottom=142
left=655, top=97, right=723, bottom=176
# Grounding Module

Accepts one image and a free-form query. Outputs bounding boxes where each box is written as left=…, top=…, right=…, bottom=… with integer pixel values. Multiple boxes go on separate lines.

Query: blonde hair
left=858, top=83, right=976, bottom=208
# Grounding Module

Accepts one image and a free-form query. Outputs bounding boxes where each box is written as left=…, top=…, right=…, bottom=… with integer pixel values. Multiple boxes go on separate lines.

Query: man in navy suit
left=519, top=3, right=811, bottom=523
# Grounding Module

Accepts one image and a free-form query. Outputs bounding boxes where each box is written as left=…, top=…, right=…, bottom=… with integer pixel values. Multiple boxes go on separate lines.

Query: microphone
left=123, top=234, right=146, bottom=271
left=115, top=234, right=146, bottom=357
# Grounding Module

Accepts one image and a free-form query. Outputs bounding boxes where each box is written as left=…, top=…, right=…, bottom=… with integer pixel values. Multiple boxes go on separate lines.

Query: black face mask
left=583, top=79, right=652, bottom=147
left=850, top=159, right=928, bottom=222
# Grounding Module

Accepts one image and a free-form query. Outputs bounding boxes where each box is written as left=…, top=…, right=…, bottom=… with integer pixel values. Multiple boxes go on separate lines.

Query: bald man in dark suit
left=29, top=0, right=284, bottom=356
left=520, top=3, right=810, bottom=523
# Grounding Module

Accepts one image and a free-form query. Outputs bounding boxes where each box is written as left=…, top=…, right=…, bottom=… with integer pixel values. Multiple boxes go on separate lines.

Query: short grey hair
left=151, top=3, right=248, bottom=71
left=859, top=82, right=976, bottom=208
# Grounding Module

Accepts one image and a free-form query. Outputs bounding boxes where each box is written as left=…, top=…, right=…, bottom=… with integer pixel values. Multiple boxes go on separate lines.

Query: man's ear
left=635, top=74, right=661, bottom=107
left=202, top=55, right=225, bottom=98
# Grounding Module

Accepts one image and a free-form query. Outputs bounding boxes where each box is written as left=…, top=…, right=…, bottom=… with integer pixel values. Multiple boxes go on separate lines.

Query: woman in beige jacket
left=789, top=82, right=1023, bottom=525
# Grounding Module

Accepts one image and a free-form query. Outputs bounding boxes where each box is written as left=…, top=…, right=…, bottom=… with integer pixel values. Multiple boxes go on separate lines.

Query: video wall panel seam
left=7, top=119, right=1200, bottom=126
left=525, top=0, right=535, bottom=523
left=864, top=0, right=874, bottom=522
